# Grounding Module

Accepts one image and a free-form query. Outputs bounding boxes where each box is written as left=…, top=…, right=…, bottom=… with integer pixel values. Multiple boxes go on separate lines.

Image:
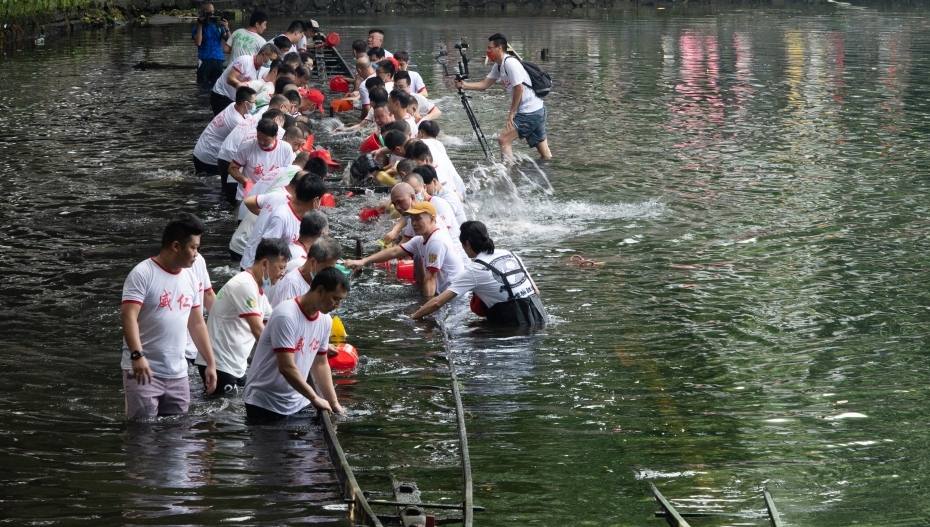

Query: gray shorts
left=123, top=371, right=190, bottom=421
left=514, top=107, right=547, bottom=147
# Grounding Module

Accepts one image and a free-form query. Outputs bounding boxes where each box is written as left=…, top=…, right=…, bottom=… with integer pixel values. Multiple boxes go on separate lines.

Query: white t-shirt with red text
left=232, top=137, right=295, bottom=200
left=244, top=298, right=332, bottom=415
left=121, top=258, right=202, bottom=379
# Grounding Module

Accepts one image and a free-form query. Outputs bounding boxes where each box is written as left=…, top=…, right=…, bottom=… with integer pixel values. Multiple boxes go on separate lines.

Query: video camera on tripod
left=436, top=40, right=494, bottom=162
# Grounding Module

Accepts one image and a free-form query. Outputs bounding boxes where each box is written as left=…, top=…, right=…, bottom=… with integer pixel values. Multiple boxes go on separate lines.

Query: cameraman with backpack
left=455, top=33, right=552, bottom=162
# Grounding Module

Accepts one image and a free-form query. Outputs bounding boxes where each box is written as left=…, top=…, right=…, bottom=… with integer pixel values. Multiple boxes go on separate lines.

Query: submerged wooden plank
left=318, top=409, right=383, bottom=527
left=650, top=483, right=691, bottom=527
left=763, top=488, right=783, bottom=527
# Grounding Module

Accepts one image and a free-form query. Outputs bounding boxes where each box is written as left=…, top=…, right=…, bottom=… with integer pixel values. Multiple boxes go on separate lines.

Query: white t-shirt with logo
left=401, top=228, right=466, bottom=293
left=195, top=271, right=272, bottom=378
left=227, top=29, right=266, bottom=61
left=218, top=121, right=286, bottom=166
left=184, top=254, right=213, bottom=360
left=422, top=138, right=467, bottom=198
left=240, top=199, right=303, bottom=269
left=487, top=57, right=544, bottom=115
left=230, top=191, right=289, bottom=257
left=121, top=258, right=202, bottom=379
left=193, top=102, right=250, bottom=165
left=244, top=298, right=331, bottom=415
left=268, top=266, right=312, bottom=307
left=214, top=54, right=259, bottom=101
left=448, top=250, right=535, bottom=307
left=232, top=137, right=295, bottom=200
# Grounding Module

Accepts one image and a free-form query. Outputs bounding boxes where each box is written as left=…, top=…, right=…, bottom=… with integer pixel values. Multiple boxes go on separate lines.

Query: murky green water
left=2, top=6, right=930, bottom=526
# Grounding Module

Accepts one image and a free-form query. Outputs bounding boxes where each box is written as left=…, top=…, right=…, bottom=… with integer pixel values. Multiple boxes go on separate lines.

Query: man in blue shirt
left=192, top=2, right=230, bottom=90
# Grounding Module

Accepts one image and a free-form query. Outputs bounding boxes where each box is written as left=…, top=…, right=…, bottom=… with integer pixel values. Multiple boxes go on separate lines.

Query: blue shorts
left=514, top=107, right=547, bottom=148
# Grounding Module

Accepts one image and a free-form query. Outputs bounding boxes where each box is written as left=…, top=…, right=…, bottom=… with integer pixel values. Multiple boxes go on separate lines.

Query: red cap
left=325, top=32, right=341, bottom=48
left=359, top=133, right=381, bottom=154
left=304, top=88, right=325, bottom=112
left=387, top=57, right=400, bottom=71
left=299, top=134, right=316, bottom=153
left=329, top=75, right=351, bottom=94
left=308, top=148, right=341, bottom=168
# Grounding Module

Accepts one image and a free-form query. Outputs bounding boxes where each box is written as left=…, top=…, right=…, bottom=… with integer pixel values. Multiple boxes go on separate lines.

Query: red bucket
left=328, top=343, right=358, bottom=372
left=359, top=207, right=381, bottom=223
left=320, top=193, right=336, bottom=208
left=396, top=259, right=415, bottom=282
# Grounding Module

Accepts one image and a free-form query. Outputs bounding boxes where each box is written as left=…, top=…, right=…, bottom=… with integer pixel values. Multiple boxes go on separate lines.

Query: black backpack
left=504, top=56, right=552, bottom=98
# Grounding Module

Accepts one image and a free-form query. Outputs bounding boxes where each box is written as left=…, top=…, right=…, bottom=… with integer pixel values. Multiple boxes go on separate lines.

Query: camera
left=454, top=42, right=468, bottom=51
left=202, top=11, right=232, bottom=24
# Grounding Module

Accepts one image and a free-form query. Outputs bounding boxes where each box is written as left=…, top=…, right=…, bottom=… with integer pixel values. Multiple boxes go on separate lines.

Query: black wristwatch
left=130, top=350, right=144, bottom=361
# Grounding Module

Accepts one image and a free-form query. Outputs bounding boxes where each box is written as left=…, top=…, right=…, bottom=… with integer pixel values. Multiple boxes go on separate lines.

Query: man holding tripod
left=456, top=33, right=552, bottom=162
left=192, top=2, right=230, bottom=90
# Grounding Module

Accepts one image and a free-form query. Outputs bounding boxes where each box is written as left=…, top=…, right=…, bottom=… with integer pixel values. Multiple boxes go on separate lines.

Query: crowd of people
left=119, top=7, right=552, bottom=423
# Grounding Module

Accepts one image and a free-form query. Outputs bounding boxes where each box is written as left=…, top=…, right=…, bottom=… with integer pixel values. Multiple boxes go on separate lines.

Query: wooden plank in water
left=763, top=488, right=783, bottom=527
left=318, top=409, right=383, bottom=527
left=650, top=483, right=691, bottom=527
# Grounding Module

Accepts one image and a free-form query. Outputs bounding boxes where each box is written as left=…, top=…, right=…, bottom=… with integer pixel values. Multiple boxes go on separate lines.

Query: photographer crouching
left=192, top=2, right=230, bottom=90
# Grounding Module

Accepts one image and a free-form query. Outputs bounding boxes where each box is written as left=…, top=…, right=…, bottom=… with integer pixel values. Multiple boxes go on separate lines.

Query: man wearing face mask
left=193, top=86, right=257, bottom=175
left=194, top=237, right=290, bottom=395
left=212, top=42, right=280, bottom=115
left=269, top=236, right=341, bottom=307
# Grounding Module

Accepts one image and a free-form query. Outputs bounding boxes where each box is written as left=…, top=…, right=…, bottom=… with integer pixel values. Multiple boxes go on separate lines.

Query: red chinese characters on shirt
left=310, top=338, right=320, bottom=355
left=176, top=293, right=192, bottom=311
left=251, top=164, right=265, bottom=182
left=158, top=289, right=173, bottom=310
left=294, top=336, right=305, bottom=355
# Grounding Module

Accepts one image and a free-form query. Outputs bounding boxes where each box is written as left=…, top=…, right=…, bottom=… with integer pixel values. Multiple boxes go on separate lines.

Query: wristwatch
left=130, top=350, right=144, bottom=361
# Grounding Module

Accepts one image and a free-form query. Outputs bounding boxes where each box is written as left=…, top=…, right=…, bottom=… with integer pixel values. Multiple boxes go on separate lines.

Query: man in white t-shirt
left=224, top=10, right=268, bottom=59
left=402, top=172, right=461, bottom=244
left=268, top=20, right=304, bottom=55
left=244, top=267, right=350, bottom=422
left=195, top=238, right=289, bottom=395
left=193, top=86, right=256, bottom=175
left=241, top=175, right=326, bottom=269
left=346, top=201, right=465, bottom=297
left=284, top=210, right=329, bottom=272
left=270, top=236, right=341, bottom=307
left=356, top=58, right=377, bottom=119
left=211, top=42, right=280, bottom=115
left=416, top=120, right=466, bottom=199
left=120, top=214, right=217, bottom=421
left=415, top=165, right=466, bottom=225
left=456, top=33, right=551, bottom=162
left=393, top=71, right=439, bottom=121
left=228, top=118, right=296, bottom=202
left=366, top=29, right=393, bottom=58
left=217, top=105, right=287, bottom=203
left=393, top=51, right=428, bottom=96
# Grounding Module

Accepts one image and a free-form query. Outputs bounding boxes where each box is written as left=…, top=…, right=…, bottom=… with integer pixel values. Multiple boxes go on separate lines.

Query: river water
left=2, top=5, right=930, bottom=526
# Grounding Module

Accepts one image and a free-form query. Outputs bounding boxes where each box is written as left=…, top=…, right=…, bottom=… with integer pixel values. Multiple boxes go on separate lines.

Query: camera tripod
left=438, top=42, right=494, bottom=163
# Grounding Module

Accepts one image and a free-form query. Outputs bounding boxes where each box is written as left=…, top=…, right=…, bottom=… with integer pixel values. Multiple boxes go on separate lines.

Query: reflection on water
left=3, top=7, right=930, bottom=526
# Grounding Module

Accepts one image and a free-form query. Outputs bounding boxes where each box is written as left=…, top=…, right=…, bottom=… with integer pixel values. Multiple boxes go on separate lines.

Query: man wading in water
left=456, top=33, right=552, bottom=163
